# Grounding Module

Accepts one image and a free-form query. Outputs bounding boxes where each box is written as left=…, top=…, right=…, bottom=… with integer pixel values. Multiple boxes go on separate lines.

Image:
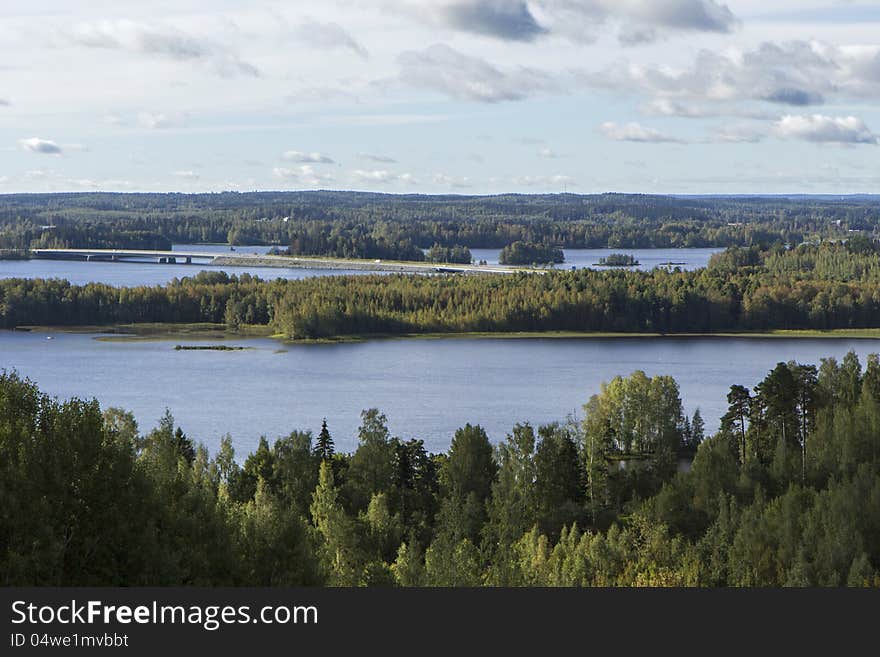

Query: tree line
left=6, top=242, right=880, bottom=337
left=4, top=190, right=871, bottom=256
left=2, top=350, right=878, bottom=586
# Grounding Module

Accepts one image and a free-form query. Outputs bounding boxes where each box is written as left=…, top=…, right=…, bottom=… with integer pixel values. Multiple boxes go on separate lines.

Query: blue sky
left=2, top=0, right=880, bottom=194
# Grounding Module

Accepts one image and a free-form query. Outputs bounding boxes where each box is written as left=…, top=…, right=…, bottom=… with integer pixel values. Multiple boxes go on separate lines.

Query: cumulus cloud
left=283, top=150, right=335, bottom=164
left=444, top=1, right=546, bottom=41
left=600, top=121, right=685, bottom=143
left=64, top=19, right=259, bottom=78
left=173, top=170, right=200, bottom=180
left=358, top=153, right=398, bottom=164
left=396, top=44, right=558, bottom=102
left=773, top=114, right=878, bottom=145
left=273, top=165, right=334, bottom=186
left=402, top=0, right=736, bottom=44
left=19, top=138, right=63, bottom=155
left=512, top=173, right=574, bottom=188
left=534, top=0, right=738, bottom=44
left=293, top=21, right=369, bottom=58
left=432, top=173, right=472, bottom=188
left=639, top=98, right=774, bottom=120
left=352, top=169, right=404, bottom=183
left=583, top=40, right=880, bottom=114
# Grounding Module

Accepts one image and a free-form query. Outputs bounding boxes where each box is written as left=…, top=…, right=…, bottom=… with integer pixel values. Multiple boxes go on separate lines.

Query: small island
left=596, top=253, right=640, bottom=267
left=499, top=241, right=565, bottom=266
left=174, top=344, right=247, bottom=351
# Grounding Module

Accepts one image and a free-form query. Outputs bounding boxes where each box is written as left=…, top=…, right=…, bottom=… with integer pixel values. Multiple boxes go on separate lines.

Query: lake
left=0, top=246, right=722, bottom=287
left=469, top=247, right=721, bottom=271
left=2, top=330, right=876, bottom=458
left=0, top=245, right=373, bottom=287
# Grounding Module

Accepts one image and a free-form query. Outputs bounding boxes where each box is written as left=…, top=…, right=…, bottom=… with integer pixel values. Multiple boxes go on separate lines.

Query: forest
left=2, top=191, right=874, bottom=259
left=2, top=349, right=878, bottom=587
left=7, top=241, right=880, bottom=338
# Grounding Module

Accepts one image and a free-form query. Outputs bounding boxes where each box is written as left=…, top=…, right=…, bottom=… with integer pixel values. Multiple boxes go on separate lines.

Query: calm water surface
left=2, top=331, right=876, bottom=457
left=0, top=245, right=372, bottom=287
left=0, top=246, right=721, bottom=287
left=470, top=247, right=721, bottom=270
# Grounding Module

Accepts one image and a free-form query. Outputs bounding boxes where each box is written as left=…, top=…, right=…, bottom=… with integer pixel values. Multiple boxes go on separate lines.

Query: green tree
left=344, top=409, right=397, bottom=512
left=310, top=461, right=362, bottom=586
left=314, top=418, right=334, bottom=462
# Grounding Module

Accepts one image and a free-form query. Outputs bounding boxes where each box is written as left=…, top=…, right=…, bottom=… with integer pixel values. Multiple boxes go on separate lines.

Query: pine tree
left=315, top=418, right=334, bottom=462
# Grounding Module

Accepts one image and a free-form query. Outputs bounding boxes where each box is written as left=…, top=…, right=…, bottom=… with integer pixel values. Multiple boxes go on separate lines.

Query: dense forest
left=2, top=191, right=874, bottom=259
left=7, top=241, right=880, bottom=338
left=499, top=241, right=565, bottom=265
left=2, top=350, right=878, bottom=587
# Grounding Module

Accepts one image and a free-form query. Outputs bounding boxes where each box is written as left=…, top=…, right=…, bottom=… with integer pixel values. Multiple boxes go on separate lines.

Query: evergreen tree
left=315, top=418, right=335, bottom=462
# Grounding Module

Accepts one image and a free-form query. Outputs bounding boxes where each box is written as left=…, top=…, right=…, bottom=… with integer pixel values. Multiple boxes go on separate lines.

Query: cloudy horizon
left=2, top=1, right=880, bottom=195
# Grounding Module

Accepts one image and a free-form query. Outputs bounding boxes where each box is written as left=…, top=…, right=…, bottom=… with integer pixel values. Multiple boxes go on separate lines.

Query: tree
left=437, top=424, right=497, bottom=544
left=273, top=430, right=319, bottom=514
left=791, top=363, right=819, bottom=483
left=392, top=540, right=426, bottom=586
left=392, top=438, right=439, bottom=544
left=102, top=407, right=140, bottom=451
left=310, top=461, right=362, bottom=586
left=314, top=418, right=334, bottom=462
left=484, top=423, right=538, bottom=585
left=534, top=423, right=582, bottom=538
left=238, top=480, right=320, bottom=585
left=344, top=409, right=397, bottom=513
left=722, top=385, right=751, bottom=465
left=755, top=363, right=799, bottom=483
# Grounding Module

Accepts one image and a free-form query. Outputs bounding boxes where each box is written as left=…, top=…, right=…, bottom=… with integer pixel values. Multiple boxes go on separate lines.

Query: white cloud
left=395, top=43, right=558, bottom=102
left=600, top=122, right=685, bottom=143
left=432, top=173, right=472, bottom=188
left=19, top=137, right=63, bottom=155
left=358, top=153, right=398, bottom=164
left=442, top=1, right=546, bottom=42
left=352, top=169, right=416, bottom=184
left=63, top=19, right=259, bottom=78
left=401, top=0, right=737, bottom=44
left=173, top=170, right=200, bottom=179
left=282, top=150, right=335, bottom=164
left=273, top=165, right=334, bottom=186
left=773, top=114, right=878, bottom=144
left=512, top=173, right=574, bottom=188
left=293, top=20, right=369, bottom=58
left=584, top=40, right=880, bottom=112
left=352, top=169, right=396, bottom=183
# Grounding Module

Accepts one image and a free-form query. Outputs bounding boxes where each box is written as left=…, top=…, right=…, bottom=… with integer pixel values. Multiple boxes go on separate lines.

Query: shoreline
left=9, top=324, right=880, bottom=344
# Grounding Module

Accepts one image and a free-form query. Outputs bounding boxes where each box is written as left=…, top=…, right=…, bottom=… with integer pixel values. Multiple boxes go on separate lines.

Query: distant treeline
left=6, top=242, right=880, bottom=337
left=2, top=191, right=871, bottom=258
left=2, top=350, right=878, bottom=586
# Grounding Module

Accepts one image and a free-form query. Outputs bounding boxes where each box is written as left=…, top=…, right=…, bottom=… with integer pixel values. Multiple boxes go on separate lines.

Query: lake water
left=0, top=246, right=722, bottom=287
left=2, top=330, right=877, bottom=458
left=0, top=245, right=372, bottom=287
left=469, top=247, right=722, bottom=271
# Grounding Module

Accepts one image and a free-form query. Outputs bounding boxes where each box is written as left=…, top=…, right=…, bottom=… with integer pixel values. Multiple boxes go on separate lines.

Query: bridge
left=31, top=248, right=220, bottom=265
left=29, top=248, right=541, bottom=275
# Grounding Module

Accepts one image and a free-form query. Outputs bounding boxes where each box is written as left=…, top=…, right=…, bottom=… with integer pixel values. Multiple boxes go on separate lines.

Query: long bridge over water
left=29, top=248, right=535, bottom=275
left=31, top=248, right=221, bottom=265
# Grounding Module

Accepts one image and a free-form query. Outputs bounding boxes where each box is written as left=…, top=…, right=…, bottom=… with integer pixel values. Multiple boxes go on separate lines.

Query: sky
left=1, top=0, right=880, bottom=195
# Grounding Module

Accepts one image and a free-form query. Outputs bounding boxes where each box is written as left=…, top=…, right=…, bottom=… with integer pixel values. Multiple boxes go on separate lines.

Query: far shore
left=9, top=324, right=880, bottom=344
